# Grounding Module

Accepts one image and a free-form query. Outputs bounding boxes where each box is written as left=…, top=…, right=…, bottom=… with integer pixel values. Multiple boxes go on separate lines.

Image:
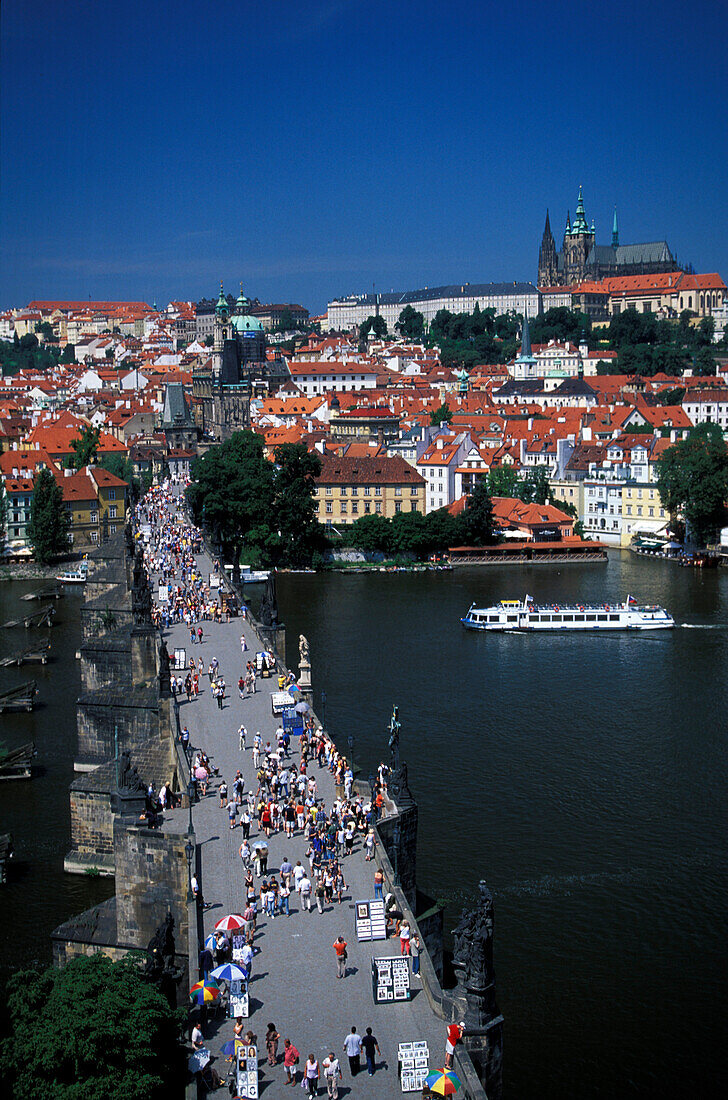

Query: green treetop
left=70, top=425, right=101, bottom=469
left=657, top=423, right=728, bottom=546
left=27, top=468, right=70, bottom=563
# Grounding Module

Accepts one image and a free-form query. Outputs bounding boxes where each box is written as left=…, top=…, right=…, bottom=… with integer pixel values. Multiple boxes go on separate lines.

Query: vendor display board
left=158, top=584, right=169, bottom=602
left=173, top=647, right=186, bottom=670
left=271, top=691, right=294, bottom=715
left=209, top=573, right=220, bottom=589
left=235, top=1041, right=258, bottom=1098
left=231, top=934, right=245, bottom=963
left=228, top=979, right=249, bottom=1019
left=371, top=956, right=411, bottom=1003
left=398, top=1042, right=429, bottom=1092
left=355, top=899, right=387, bottom=941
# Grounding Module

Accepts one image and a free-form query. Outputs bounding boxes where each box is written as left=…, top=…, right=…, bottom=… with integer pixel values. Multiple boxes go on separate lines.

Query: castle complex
left=538, top=186, right=680, bottom=288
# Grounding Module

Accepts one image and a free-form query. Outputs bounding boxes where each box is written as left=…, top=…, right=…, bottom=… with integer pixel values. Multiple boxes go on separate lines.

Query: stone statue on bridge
left=299, top=634, right=310, bottom=665
left=452, top=879, right=497, bottom=1026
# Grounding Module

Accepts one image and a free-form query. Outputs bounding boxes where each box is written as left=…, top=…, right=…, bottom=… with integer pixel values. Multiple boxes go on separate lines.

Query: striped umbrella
left=425, top=1069, right=462, bottom=1095
left=204, top=932, right=217, bottom=951
left=189, top=979, right=221, bottom=1004
left=211, top=962, right=247, bottom=982
left=214, top=913, right=245, bottom=932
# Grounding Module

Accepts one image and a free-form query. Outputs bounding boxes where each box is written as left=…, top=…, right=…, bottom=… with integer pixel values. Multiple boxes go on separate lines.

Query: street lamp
left=187, top=779, right=195, bottom=834
left=392, top=820, right=401, bottom=886
left=321, top=690, right=326, bottom=728
left=185, top=837, right=195, bottom=901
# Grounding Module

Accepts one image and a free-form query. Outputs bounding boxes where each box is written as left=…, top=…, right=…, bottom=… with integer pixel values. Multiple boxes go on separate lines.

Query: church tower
left=212, top=281, right=229, bottom=380
left=562, top=186, right=595, bottom=284
left=537, top=209, right=560, bottom=287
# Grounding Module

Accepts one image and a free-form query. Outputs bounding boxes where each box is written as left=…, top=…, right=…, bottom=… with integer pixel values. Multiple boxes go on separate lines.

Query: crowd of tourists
left=138, top=483, right=437, bottom=1095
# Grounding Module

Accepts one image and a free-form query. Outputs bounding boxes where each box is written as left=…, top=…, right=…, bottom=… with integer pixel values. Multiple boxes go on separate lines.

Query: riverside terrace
left=152, top=544, right=469, bottom=1098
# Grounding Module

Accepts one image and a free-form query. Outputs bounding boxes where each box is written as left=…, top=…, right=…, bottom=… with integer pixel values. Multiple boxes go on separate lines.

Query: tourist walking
left=374, top=867, right=384, bottom=899
left=265, top=1023, right=280, bottom=1066
left=411, top=933, right=421, bottom=975
left=333, top=935, right=347, bottom=979
left=283, top=1038, right=300, bottom=1085
left=361, top=1028, right=381, bottom=1076
left=343, top=1027, right=362, bottom=1076
left=239, top=724, right=247, bottom=750
left=322, top=1052, right=342, bottom=1098
left=304, top=1054, right=319, bottom=1095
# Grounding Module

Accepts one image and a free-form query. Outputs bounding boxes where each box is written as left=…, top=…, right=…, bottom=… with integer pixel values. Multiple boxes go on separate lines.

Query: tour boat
left=56, top=562, right=89, bottom=584
left=461, top=594, right=675, bottom=631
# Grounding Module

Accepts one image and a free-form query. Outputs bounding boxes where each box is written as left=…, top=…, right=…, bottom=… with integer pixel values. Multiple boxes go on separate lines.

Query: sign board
left=158, top=584, right=169, bottom=602
left=228, top=979, right=249, bottom=1019
left=209, top=573, right=220, bottom=590
left=173, top=647, right=186, bottom=670
left=398, top=1042, right=429, bottom=1092
left=271, top=691, right=295, bottom=715
left=231, top=934, right=245, bottom=962
left=371, top=956, right=410, bottom=1004
left=236, top=1042, right=258, bottom=1098
left=355, top=899, right=387, bottom=941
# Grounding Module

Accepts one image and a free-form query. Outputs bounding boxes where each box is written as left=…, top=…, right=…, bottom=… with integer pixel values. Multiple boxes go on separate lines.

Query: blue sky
left=1, top=0, right=726, bottom=313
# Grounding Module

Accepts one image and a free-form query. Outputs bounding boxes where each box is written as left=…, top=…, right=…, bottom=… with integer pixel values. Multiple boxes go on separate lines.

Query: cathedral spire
left=544, top=208, right=552, bottom=236
left=572, top=185, right=589, bottom=233
left=612, top=206, right=619, bottom=248
left=520, top=308, right=532, bottom=358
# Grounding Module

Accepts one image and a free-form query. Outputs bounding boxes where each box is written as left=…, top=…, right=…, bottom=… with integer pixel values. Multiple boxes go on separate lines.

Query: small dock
left=0, top=682, right=38, bottom=714
left=0, top=606, right=56, bottom=630
left=0, top=642, right=51, bottom=667
left=20, top=585, right=63, bottom=602
left=0, top=742, right=36, bottom=779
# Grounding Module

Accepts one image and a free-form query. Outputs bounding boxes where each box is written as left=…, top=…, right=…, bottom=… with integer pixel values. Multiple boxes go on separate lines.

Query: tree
left=487, top=465, right=520, bottom=497
left=657, top=423, right=728, bottom=546
left=98, top=453, right=139, bottom=501
left=459, top=478, right=496, bottom=545
left=359, top=315, right=388, bottom=341
left=396, top=305, right=425, bottom=341
left=1, top=953, right=184, bottom=1099
left=35, top=320, right=57, bottom=342
left=187, top=431, right=276, bottom=567
left=27, top=468, right=70, bottom=563
left=60, top=343, right=77, bottom=364
left=276, top=308, right=294, bottom=332
left=520, top=466, right=552, bottom=505
left=430, top=402, right=453, bottom=426
left=70, top=425, right=101, bottom=469
left=349, top=513, right=393, bottom=555
left=272, top=443, right=322, bottom=566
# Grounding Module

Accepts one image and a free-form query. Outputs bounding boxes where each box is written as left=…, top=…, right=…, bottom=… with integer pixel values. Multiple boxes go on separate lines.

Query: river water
left=2, top=558, right=726, bottom=1096
left=0, top=581, right=113, bottom=985
left=275, top=553, right=728, bottom=1099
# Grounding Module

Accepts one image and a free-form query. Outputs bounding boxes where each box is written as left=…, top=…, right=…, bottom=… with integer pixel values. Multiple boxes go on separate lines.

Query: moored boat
left=461, top=594, right=674, bottom=631
left=56, top=562, right=89, bottom=584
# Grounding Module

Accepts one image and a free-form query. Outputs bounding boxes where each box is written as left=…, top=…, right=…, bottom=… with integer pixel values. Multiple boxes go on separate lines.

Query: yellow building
left=621, top=483, right=668, bottom=546
left=550, top=479, right=584, bottom=520
left=314, top=453, right=425, bottom=525
left=60, top=466, right=128, bottom=548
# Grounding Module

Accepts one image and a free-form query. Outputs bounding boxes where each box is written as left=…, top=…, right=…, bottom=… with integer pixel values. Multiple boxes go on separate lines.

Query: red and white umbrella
left=214, top=913, right=245, bottom=932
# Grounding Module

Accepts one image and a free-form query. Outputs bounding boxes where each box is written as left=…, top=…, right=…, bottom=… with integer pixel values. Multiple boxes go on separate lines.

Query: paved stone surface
left=156, top=540, right=446, bottom=1097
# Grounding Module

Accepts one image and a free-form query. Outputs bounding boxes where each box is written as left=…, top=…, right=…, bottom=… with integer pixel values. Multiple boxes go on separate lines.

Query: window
left=351, top=486, right=358, bottom=496
left=326, top=486, right=332, bottom=496
left=325, top=501, right=332, bottom=513
left=351, top=501, right=358, bottom=514
left=108, top=489, right=116, bottom=500
left=637, top=506, right=643, bottom=516
left=410, top=485, right=418, bottom=494
left=395, top=486, right=402, bottom=497
left=649, top=507, right=654, bottom=517
left=364, top=502, right=371, bottom=513
left=110, top=524, right=117, bottom=534
left=375, top=502, right=382, bottom=513
left=364, top=486, right=371, bottom=496
left=340, top=501, right=347, bottom=514
left=375, top=486, right=381, bottom=495
left=410, top=501, right=418, bottom=512
left=90, top=511, right=98, bottom=524
left=109, top=505, right=117, bottom=518
left=395, top=501, right=402, bottom=513
left=90, top=531, right=99, bottom=543
left=340, top=486, right=347, bottom=496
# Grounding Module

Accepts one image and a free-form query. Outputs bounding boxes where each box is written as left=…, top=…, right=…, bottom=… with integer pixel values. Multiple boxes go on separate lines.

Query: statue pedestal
left=298, top=659, right=312, bottom=690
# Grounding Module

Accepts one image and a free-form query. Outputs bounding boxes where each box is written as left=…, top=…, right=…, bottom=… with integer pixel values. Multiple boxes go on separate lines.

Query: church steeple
left=538, top=209, right=559, bottom=287
left=520, top=308, right=532, bottom=358
left=572, top=185, right=589, bottom=234
left=612, top=206, right=619, bottom=249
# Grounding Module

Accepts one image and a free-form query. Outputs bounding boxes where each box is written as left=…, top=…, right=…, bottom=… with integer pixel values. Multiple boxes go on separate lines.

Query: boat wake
left=679, top=623, right=728, bottom=629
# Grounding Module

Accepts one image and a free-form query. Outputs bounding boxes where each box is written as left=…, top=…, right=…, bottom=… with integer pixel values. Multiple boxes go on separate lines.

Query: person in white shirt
left=191, top=1023, right=204, bottom=1049
left=322, top=1052, right=342, bottom=1098
left=299, top=873, right=312, bottom=911
left=342, top=1028, right=362, bottom=1076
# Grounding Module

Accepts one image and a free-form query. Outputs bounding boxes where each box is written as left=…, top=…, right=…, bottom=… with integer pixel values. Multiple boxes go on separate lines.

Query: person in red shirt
left=333, top=935, right=348, bottom=979
left=445, top=1022, right=464, bottom=1068
left=283, top=1037, right=300, bottom=1085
